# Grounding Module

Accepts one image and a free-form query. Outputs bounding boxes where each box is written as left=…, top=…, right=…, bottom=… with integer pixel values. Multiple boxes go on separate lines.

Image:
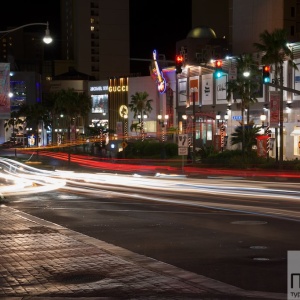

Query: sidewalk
left=0, top=204, right=286, bottom=299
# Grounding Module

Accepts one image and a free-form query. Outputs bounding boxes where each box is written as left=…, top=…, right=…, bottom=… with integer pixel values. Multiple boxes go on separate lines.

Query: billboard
left=0, top=63, right=10, bottom=114
left=269, top=91, right=280, bottom=127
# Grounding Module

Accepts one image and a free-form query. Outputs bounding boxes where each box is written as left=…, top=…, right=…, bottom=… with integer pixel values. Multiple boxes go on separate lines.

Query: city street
left=2, top=155, right=300, bottom=297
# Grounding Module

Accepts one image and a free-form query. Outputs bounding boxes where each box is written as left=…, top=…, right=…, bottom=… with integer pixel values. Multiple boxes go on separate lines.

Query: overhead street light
left=0, top=22, right=53, bottom=44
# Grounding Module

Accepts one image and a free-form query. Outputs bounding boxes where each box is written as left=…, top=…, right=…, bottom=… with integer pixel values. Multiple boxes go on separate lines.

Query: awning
left=290, top=129, right=300, bottom=136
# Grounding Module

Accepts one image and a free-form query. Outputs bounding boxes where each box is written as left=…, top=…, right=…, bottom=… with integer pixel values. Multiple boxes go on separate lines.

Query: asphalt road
left=5, top=173, right=300, bottom=295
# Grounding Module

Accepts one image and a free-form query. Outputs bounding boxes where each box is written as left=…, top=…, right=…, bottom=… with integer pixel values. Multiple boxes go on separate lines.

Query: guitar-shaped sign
left=152, top=50, right=166, bottom=94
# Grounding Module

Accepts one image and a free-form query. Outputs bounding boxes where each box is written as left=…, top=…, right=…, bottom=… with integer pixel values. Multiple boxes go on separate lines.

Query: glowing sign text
left=108, top=85, right=128, bottom=92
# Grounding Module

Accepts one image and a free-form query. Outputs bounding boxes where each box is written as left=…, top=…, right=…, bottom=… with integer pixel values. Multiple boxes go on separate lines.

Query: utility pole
left=266, top=81, right=300, bottom=164
left=279, top=66, right=284, bottom=164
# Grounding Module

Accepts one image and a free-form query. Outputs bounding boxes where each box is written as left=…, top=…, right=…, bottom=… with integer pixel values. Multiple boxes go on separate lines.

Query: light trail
left=1, top=157, right=300, bottom=221
left=0, top=158, right=66, bottom=196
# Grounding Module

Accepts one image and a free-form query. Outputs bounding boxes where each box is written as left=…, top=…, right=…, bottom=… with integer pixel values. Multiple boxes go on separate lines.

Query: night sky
left=0, top=1, right=192, bottom=75
left=129, top=0, right=192, bottom=74
left=0, top=1, right=61, bottom=37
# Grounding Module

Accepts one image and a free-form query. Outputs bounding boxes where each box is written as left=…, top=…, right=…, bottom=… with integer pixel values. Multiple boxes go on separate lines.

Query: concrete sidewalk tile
left=0, top=205, right=287, bottom=299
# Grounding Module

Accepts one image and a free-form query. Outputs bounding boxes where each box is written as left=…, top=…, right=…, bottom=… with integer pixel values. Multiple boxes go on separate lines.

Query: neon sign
left=152, top=50, right=166, bottom=94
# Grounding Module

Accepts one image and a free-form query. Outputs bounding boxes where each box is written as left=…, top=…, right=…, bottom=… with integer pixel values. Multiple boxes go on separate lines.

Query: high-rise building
left=192, top=0, right=300, bottom=55
left=60, top=0, right=130, bottom=80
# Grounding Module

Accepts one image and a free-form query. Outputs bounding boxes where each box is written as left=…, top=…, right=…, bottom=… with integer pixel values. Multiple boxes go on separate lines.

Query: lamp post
left=260, top=114, right=266, bottom=128
left=123, top=114, right=128, bottom=141
left=157, top=114, right=169, bottom=142
left=0, top=22, right=53, bottom=44
left=190, top=87, right=198, bottom=162
left=182, top=114, right=187, bottom=134
left=122, top=114, right=128, bottom=158
left=138, top=113, right=147, bottom=141
left=1, top=22, right=53, bottom=148
left=260, top=113, right=270, bottom=160
left=157, top=115, right=162, bottom=140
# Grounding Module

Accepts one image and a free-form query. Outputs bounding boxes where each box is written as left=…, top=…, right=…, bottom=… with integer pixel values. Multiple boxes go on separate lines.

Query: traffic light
left=262, top=65, right=270, bottom=83
left=215, top=60, right=223, bottom=78
left=175, top=55, right=183, bottom=74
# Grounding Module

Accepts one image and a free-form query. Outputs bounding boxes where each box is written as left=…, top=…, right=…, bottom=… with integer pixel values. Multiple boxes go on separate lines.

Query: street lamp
left=182, top=114, right=187, bottom=134
left=260, top=114, right=266, bottom=128
left=260, top=113, right=270, bottom=160
left=123, top=114, right=128, bottom=141
left=243, top=69, right=250, bottom=77
left=119, top=105, right=128, bottom=139
left=0, top=22, right=53, bottom=44
left=190, top=87, right=198, bottom=161
left=1, top=22, right=53, bottom=145
left=157, top=114, right=169, bottom=142
left=138, top=114, right=147, bottom=141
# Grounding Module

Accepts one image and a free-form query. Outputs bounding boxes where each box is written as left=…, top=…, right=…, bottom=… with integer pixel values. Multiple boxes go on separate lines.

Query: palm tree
left=18, top=103, right=51, bottom=146
left=226, top=54, right=261, bottom=152
left=53, top=88, right=92, bottom=144
left=129, top=122, right=141, bottom=135
left=4, top=111, right=24, bottom=143
left=128, top=91, right=153, bottom=141
left=253, top=28, right=298, bottom=163
left=231, top=121, right=261, bottom=153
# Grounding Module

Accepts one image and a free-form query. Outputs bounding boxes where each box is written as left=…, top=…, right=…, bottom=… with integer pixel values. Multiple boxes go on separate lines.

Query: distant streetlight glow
left=243, top=70, right=250, bottom=77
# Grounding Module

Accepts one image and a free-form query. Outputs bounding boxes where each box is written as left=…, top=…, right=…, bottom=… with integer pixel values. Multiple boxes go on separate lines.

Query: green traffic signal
left=215, top=60, right=223, bottom=78
left=262, top=65, right=270, bottom=83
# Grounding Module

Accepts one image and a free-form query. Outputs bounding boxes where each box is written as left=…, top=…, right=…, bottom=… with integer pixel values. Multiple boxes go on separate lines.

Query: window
left=291, top=6, right=295, bottom=17
left=291, top=127, right=300, bottom=155
left=291, top=26, right=295, bottom=36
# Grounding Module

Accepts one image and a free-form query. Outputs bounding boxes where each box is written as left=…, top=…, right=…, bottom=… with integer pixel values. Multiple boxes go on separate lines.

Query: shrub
left=118, top=140, right=178, bottom=159
left=202, top=150, right=269, bottom=169
left=164, top=142, right=178, bottom=157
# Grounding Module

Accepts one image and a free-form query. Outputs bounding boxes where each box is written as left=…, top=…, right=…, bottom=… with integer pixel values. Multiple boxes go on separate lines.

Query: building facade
left=166, top=43, right=300, bottom=161
left=192, top=0, right=300, bottom=56
left=60, top=0, right=130, bottom=80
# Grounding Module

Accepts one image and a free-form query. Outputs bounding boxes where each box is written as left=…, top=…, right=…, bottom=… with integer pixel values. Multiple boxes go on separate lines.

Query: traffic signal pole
left=266, top=82, right=300, bottom=94
left=175, top=55, right=183, bottom=74
left=279, top=66, right=284, bottom=164
left=265, top=80, right=300, bottom=165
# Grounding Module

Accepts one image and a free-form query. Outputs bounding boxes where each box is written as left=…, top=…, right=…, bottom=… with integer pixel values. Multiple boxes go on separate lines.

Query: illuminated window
left=291, top=127, right=300, bottom=155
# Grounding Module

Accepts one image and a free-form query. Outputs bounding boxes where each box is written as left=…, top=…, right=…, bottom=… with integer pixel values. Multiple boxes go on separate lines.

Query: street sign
left=178, top=134, right=188, bottom=147
left=122, top=141, right=128, bottom=148
left=229, top=66, right=237, bottom=80
left=178, top=147, right=188, bottom=156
